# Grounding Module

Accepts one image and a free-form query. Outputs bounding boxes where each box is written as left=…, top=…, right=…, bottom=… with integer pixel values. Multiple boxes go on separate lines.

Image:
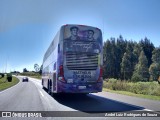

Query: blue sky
left=0, top=0, right=160, bottom=72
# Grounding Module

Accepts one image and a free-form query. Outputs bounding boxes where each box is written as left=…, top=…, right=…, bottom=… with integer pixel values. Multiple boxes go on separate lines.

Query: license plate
left=78, top=86, right=86, bottom=89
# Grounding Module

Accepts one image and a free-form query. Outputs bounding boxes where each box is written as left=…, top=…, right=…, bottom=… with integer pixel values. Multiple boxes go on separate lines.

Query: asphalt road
left=0, top=76, right=160, bottom=120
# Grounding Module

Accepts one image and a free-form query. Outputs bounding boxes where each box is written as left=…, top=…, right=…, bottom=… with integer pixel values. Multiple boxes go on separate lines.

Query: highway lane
left=0, top=76, right=160, bottom=120
left=0, top=76, right=74, bottom=111
left=0, top=76, right=44, bottom=111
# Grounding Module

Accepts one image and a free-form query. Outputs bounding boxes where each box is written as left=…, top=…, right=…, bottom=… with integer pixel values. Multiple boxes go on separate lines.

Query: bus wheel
left=42, top=79, right=43, bottom=85
left=48, top=82, right=51, bottom=95
left=42, top=79, right=44, bottom=89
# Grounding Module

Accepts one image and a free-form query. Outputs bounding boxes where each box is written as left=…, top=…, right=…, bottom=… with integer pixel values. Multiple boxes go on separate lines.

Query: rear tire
left=48, top=82, right=51, bottom=95
left=42, top=79, right=43, bottom=85
left=42, top=79, right=44, bottom=89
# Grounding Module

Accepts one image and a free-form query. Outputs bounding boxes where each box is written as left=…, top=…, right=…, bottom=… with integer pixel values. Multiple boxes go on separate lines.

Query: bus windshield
left=64, top=40, right=101, bottom=53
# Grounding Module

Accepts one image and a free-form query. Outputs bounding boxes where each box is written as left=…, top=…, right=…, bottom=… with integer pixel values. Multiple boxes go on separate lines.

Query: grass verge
left=28, top=76, right=41, bottom=80
left=19, top=72, right=41, bottom=80
left=103, top=88, right=160, bottom=101
left=0, top=76, right=19, bottom=91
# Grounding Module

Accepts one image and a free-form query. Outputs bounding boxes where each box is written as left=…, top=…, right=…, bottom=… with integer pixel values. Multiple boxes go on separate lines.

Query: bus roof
left=62, top=24, right=101, bottom=31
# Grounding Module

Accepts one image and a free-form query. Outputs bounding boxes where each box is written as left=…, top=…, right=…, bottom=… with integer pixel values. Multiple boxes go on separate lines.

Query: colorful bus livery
left=42, top=24, right=103, bottom=94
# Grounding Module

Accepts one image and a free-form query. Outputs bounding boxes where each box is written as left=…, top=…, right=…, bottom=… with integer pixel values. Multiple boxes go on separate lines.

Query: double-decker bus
left=42, top=24, right=103, bottom=94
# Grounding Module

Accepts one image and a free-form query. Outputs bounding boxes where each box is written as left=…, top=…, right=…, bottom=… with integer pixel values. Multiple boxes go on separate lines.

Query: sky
left=0, top=0, right=160, bottom=72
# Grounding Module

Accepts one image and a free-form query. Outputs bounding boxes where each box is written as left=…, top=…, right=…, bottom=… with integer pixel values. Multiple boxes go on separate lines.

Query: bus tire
left=42, top=79, right=44, bottom=89
left=48, top=81, right=51, bottom=95
left=42, top=79, right=43, bottom=85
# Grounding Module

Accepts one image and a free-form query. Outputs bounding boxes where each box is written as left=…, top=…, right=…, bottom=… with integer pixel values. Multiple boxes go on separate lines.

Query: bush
left=152, top=86, right=160, bottom=96
left=131, top=73, right=143, bottom=82
left=158, top=77, right=160, bottom=84
left=103, top=78, right=116, bottom=90
left=1, top=74, right=4, bottom=78
left=108, top=78, right=117, bottom=90
left=148, top=82, right=160, bottom=96
left=103, top=79, right=160, bottom=96
left=20, top=72, right=40, bottom=76
left=7, top=73, right=12, bottom=82
left=0, top=73, right=4, bottom=78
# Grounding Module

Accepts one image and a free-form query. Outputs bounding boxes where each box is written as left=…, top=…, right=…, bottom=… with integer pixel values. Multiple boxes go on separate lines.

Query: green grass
left=0, top=76, right=19, bottom=91
left=20, top=72, right=41, bottom=80
left=103, top=88, right=160, bottom=101
left=103, top=79, right=160, bottom=96
left=29, top=75, right=41, bottom=80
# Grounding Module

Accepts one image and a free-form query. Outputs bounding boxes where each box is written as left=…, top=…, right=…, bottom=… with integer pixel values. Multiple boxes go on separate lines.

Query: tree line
left=103, top=35, right=160, bottom=82
left=22, top=64, right=42, bottom=75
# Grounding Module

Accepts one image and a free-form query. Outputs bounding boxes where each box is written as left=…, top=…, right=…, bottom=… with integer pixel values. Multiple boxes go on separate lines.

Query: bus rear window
left=64, top=41, right=100, bottom=53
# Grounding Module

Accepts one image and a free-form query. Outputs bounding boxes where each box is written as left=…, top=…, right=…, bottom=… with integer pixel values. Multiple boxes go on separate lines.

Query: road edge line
left=39, top=91, right=44, bottom=97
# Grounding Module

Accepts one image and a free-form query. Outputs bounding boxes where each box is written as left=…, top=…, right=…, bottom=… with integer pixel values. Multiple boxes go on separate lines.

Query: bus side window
left=58, top=44, right=60, bottom=53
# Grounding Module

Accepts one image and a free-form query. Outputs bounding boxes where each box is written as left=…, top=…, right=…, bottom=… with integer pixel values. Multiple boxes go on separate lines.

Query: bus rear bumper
left=57, top=81, right=103, bottom=93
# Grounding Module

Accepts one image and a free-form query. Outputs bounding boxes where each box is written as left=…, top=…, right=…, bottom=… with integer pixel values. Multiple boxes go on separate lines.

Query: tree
left=139, top=37, right=155, bottom=67
left=117, top=35, right=127, bottom=58
left=116, top=35, right=127, bottom=79
left=103, top=35, right=155, bottom=82
left=121, top=43, right=135, bottom=80
left=149, top=63, right=160, bottom=81
left=132, top=51, right=149, bottom=82
left=133, top=43, right=142, bottom=66
left=110, top=38, right=118, bottom=78
left=23, top=68, right=28, bottom=72
left=39, top=65, right=43, bottom=75
left=149, top=47, right=160, bottom=81
left=34, top=64, right=40, bottom=72
left=152, top=47, right=160, bottom=63
left=103, top=40, right=114, bottom=78
left=131, top=72, right=143, bottom=82
left=121, top=52, right=131, bottom=80
left=0, top=73, right=4, bottom=78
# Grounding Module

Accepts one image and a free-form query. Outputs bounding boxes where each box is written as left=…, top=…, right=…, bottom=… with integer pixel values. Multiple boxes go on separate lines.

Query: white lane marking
left=143, top=109, right=153, bottom=111
left=143, top=108, right=160, bottom=115
left=39, top=91, right=44, bottom=97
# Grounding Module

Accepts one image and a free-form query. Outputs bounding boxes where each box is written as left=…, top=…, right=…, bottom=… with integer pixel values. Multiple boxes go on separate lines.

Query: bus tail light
left=97, top=68, right=103, bottom=82
left=59, top=65, right=64, bottom=76
left=58, top=65, right=65, bottom=82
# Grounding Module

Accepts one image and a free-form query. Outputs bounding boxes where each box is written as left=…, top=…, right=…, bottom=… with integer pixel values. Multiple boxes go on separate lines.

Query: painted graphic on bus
left=42, top=24, right=103, bottom=94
